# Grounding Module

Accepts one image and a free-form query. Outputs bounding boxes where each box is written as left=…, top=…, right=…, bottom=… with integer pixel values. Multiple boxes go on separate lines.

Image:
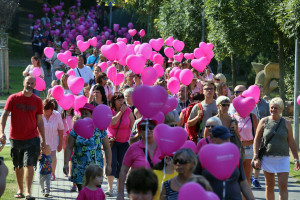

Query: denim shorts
left=243, top=144, right=254, bottom=160
left=10, top=137, right=40, bottom=169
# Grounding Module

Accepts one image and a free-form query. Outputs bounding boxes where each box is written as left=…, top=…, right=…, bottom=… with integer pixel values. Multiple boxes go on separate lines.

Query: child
left=76, top=165, right=105, bottom=200
left=39, top=145, right=52, bottom=197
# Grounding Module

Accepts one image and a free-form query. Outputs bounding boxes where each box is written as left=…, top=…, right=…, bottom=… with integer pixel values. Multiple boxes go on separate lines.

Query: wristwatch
left=294, top=159, right=299, bottom=163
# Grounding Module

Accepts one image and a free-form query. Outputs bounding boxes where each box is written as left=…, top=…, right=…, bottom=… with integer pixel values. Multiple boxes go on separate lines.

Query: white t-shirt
left=73, top=65, right=94, bottom=84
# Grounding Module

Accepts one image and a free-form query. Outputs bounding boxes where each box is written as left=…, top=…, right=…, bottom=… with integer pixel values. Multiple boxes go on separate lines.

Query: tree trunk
left=231, top=54, right=236, bottom=89
left=278, top=30, right=285, bottom=103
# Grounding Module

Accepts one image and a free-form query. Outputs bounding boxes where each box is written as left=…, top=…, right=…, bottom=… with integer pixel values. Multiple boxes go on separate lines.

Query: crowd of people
left=0, top=2, right=299, bottom=200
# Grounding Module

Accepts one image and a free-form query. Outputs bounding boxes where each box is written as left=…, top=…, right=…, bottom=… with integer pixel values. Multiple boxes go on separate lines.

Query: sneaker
left=70, top=185, right=77, bottom=192
left=44, top=189, right=50, bottom=197
left=251, top=179, right=262, bottom=189
left=105, top=190, right=113, bottom=197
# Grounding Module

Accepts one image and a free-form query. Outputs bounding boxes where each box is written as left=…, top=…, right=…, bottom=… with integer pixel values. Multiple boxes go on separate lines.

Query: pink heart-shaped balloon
left=116, top=41, right=127, bottom=60
left=178, top=182, right=217, bottom=200
left=170, top=67, right=179, bottom=78
left=128, top=29, right=137, bottom=37
left=68, top=57, right=78, bottom=69
left=191, top=57, right=207, bottom=73
left=134, top=41, right=141, bottom=45
left=165, top=36, right=174, bottom=47
left=77, top=40, right=90, bottom=52
left=93, top=104, right=113, bottom=130
left=35, top=77, right=46, bottom=91
left=139, top=29, right=145, bottom=37
left=151, top=112, right=165, bottom=124
left=74, top=118, right=95, bottom=139
left=164, top=47, right=175, bottom=58
left=58, top=94, right=75, bottom=110
left=52, top=85, right=64, bottom=100
left=153, top=53, right=164, bottom=65
left=126, top=44, right=135, bottom=56
left=106, top=40, right=112, bottom=45
left=88, top=37, right=97, bottom=47
left=118, top=56, right=127, bottom=66
left=67, top=76, right=84, bottom=95
left=153, top=64, right=164, bottom=77
left=101, top=43, right=119, bottom=61
left=153, top=124, right=188, bottom=156
left=132, top=85, right=168, bottom=118
left=57, top=50, right=72, bottom=64
left=113, top=73, right=124, bottom=86
left=149, top=51, right=157, bottom=62
left=126, top=54, right=147, bottom=74
left=180, top=140, right=197, bottom=154
left=55, top=71, right=64, bottom=80
left=67, top=69, right=75, bottom=76
left=233, top=96, right=256, bottom=118
left=117, top=38, right=127, bottom=44
left=242, top=85, right=260, bottom=104
left=44, top=47, right=54, bottom=59
left=73, top=95, right=88, bottom=111
left=32, top=68, right=41, bottom=77
left=161, top=97, right=178, bottom=114
left=141, top=67, right=158, bottom=86
left=179, top=69, right=193, bottom=86
left=107, top=66, right=117, bottom=81
left=98, top=62, right=107, bottom=72
left=174, top=53, right=183, bottom=62
left=173, top=40, right=185, bottom=52
left=136, top=43, right=152, bottom=60
left=206, top=51, right=215, bottom=60
left=62, top=41, right=68, bottom=50
left=199, top=143, right=240, bottom=180
left=194, top=48, right=205, bottom=59
left=199, top=42, right=214, bottom=56
left=184, top=53, right=194, bottom=60
left=76, top=35, right=84, bottom=41
left=167, top=77, right=180, bottom=94
left=149, top=38, right=164, bottom=52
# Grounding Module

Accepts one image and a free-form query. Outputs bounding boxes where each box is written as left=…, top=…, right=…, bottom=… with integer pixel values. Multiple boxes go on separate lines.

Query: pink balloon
left=174, top=53, right=183, bottom=62
left=62, top=41, right=68, bottom=50
left=178, top=182, right=215, bottom=200
left=165, top=36, right=174, bottom=46
left=199, top=143, right=240, bottom=180
left=191, top=57, right=207, bottom=73
left=180, top=140, right=197, bottom=154
left=174, top=69, right=181, bottom=81
left=44, top=47, right=54, bottom=59
left=298, top=95, right=300, bottom=106
left=106, top=40, right=112, bottom=45
left=57, top=51, right=72, bottom=65
left=118, top=56, right=127, bottom=66
left=167, top=77, right=180, bottom=94
left=179, top=69, right=193, bottom=86
left=88, top=37, right=98, bottom=47
left=132, top=85, right=168, bottom=118
left=153, top=64, right=164, bottom=77
left=151, top=112, right=165, bottom=124
left=161, top=97, right=178, bottom=114
left=173, top=40, right=185, bottom=52
left=141, top=67, right=158, bottom=86
left=76, top=35, right=84, bottom=41
left=139, top=29, right=145, bottom=37
left=116, top=42, right=127, bottom=60
left=35, top=77, right=46, bottom=91
left=67, top=69, right=75, bottom=76
left=199, top=42, right=214, bottom=56
left=77, top=40, right=90, bottom=52
left=164, top=47, right=175, bottom=58
left=117, top=38, right=127, bottom=44
left=107, top=66, right=117, bottom=81
left=55, top=71, right=64, bottom=80
left=73, top=95, right=88, bottom=111
left=128, top=29, right=137, bottom=37
left=153, top=53, right=164, bottom=65
left=67, top=76, right=84, bottom=95
left=92, top=104, right=113, bottom=130
left=149, top=51, right=157, bottom=62
left=74, top=118, right=94, bottom=139
left=134, top=41, right=141, bottom=45
left=126, top=54, right=147, bottom=74
left=68, top=57, right=78, bottom=69
left=194, top=48, right=205, bottom=59
left=149, top=38, right=164, bottom=52
left=58, top=94, right=75, bottom=110
left=128, top=22, right=134, bottom=29
left=52, top=85, right=64, bottom=100
left=98, top=62, right=107, bottom=72
left=206, top=51, right=215, bottom=60
left=242, top=85, right=260, bottom=104
left=126, top=44, right=135, bottom=56
left=113, top=73, right=125, bottom=86
left=136, top=43, right=152, bottom=60
left=153, top=124, right=188, bottom=156
left=32, top=68, right=41, bottom=77
left=101, top=43, right=119, bottom=61
left=184, top=53, right=195, bottom=60
left=232, top=96, right=256, bottom=118
left=170, top=67, right=179, bottom=78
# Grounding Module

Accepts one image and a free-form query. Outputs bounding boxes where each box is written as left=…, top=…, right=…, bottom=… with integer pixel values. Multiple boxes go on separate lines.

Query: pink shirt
left=197, top=137, right=211, bottom=152
left=232, top=114, right=254, bottom=141
left=76, top=187, right=105, bottom=200
left=107, top=107, right=132, bottom=143
left=43, top=110, right=64, bottom=151
left=123, top=140, right=162, bottom=169
left=63, top=116, right=73, bottom=136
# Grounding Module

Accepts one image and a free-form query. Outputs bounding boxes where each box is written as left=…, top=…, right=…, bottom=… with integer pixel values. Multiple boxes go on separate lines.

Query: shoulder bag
left=108, top=114, right=123, bottom=148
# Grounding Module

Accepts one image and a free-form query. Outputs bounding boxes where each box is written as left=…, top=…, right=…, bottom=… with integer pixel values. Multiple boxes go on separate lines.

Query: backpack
left=185, top=103, right=204, bottom=143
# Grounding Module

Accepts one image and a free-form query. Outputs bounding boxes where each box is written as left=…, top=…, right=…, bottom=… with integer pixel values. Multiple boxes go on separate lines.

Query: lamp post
left=0, top=0, right=19, bottom=94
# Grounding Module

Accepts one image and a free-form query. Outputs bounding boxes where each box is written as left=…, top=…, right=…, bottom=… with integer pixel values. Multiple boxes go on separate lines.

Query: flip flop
left=14, top=193, right=25, bottom=198
left=25, top=195, right=35, bottom=200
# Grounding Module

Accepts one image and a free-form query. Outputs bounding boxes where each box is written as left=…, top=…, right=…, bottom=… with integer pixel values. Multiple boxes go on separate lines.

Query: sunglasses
left=234, top=91, right=242, bottom=94
left=103, top=77, right=108, bottom=80
left=221, top=103, right=230, bottom=107
left=139, top=125, right=155, bottom=131
left=199, top=73, right=204, bottom=76
left=215, top=78, right=220, bottom=81
left=173, top=158, right=190, bottom=165
left=205, top=125, right=215, bottom=128
left=135, top=75, right=141, bottom=78
left=204, top=88, right=214, bottom=91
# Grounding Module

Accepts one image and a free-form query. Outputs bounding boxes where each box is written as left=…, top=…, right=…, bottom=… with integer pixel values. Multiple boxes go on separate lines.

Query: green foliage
left=156, top=0, right=204, bottom=52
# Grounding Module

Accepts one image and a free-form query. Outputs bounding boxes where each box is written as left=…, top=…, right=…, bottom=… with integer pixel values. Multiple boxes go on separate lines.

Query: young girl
left=39, top=145, right=52, bottom=197
left=76, top=165, right=105, bottom=200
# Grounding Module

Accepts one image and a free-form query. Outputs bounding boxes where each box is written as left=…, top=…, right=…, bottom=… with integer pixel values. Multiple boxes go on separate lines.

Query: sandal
left=14, top=193, right=25, bottom=198
left=25, top=195, right=35, bottom=200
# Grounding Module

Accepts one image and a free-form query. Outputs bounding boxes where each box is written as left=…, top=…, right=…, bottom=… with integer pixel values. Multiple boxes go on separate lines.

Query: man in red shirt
left=0, top=76, right=46, bottom=200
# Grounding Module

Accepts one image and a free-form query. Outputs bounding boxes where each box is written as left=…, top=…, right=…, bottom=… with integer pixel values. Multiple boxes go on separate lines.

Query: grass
left=289, top=162, right=300, bottom=184
left=8, top=35, right=28, bottom=62
left=0, top=146, right=17, bottom=200
left=0, top=66, right=24, bottom=100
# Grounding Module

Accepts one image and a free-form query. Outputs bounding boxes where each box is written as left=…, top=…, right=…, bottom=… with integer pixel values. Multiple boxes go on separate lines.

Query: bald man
left=0, top=76, right=46, bottom=199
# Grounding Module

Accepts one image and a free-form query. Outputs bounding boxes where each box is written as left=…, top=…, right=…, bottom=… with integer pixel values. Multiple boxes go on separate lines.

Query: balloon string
left=223, top=180, right=226, bottom=200
left=161, top=157, right=166, bottom=194
left=145, top=119, right=149, bottom=167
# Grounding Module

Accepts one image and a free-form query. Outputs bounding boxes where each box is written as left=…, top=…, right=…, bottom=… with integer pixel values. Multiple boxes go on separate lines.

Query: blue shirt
left=87, top=55, right=99, bottom=70
left=39, top=154, right=52, bottom=175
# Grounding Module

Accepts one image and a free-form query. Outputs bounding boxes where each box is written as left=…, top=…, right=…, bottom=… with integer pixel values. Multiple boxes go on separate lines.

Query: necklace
left=175, top=176, right=183, bottom=187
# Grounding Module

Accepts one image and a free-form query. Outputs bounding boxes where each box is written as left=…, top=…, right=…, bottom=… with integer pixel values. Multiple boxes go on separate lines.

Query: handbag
left=251, top=118, right=283, bottom=170
left=109, top=114, right=123, bottom=148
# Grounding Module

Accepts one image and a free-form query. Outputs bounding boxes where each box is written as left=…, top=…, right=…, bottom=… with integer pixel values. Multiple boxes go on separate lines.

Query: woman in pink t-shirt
left=117, top=119, right=161, bottom=200
left=106, top=92, right=135, bottom=196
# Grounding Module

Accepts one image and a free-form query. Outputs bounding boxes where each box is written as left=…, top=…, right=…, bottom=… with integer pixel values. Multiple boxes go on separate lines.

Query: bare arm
left=57, top=129, right=64, bottom=152
left=286, top=119, right=300, bottom=170
left=63, top=135, right=75, bottom=175
left=160, top=182, right=167, bottom=200
left=102, top=136, right=112, bottom=176
left=116, top=165, right=130, bottom=200
left=0, top=110, right=10, bottom=145
left=253, top=118, right=266, bottom=156
left=129, top=112, right=135, bottom=130
left=110, top=111, right=123, bottom=126
left=36, top=114, right=46, bottom=147
left=187, top=110, right=202, bottom=127
left=179, top=112, right=184, bottom=127
left=240, top=179, right=255, bottom=200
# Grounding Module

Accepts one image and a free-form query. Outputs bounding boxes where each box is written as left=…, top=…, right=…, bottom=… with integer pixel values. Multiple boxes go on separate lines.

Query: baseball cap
left=79, top=103, right=95, bottom=113
left=212, top=125, right=233, bottom=140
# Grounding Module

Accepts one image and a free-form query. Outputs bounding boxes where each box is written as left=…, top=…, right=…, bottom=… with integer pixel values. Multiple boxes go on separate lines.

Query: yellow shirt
left=153, top=170, right=178, bottom=200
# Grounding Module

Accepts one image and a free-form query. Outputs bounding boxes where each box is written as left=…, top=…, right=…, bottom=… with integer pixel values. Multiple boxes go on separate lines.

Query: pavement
left=1, top=107, right=300, bottom=199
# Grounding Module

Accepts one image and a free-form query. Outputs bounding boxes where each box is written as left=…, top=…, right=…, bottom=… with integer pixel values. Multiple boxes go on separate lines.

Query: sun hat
left=212, top=125, right=233, bottom=140
left=79, top=103, right=95, bottom=113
